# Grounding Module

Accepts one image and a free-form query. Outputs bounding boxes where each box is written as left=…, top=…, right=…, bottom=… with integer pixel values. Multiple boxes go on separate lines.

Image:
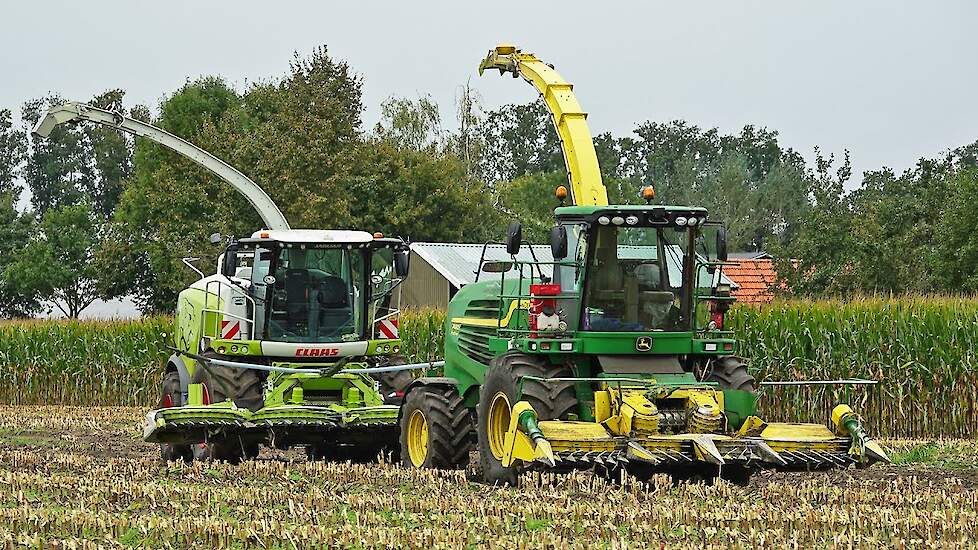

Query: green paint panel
left=366, top=339, right=403, bottom=355
left=578, top=332, right=695, bottom=355
left=723, top=390, right=758, bottom=430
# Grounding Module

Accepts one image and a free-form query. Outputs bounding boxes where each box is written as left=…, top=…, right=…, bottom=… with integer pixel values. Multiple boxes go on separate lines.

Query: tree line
left=0, top=46, right=975, bottom=317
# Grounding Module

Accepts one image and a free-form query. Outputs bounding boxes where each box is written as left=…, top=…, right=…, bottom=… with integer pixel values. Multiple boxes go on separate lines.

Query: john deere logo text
left=635, top=337, right=653, bottom=352
left=295, top=348, right=340, bottom=357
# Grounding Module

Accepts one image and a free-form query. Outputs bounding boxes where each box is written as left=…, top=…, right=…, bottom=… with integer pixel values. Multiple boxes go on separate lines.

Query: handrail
left=199, top=278, right=257, bottom=342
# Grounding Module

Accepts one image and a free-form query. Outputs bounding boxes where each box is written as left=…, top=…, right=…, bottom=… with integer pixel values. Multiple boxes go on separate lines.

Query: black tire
left=158, top=371, right=193, bottom=463
left=373, top=356, right=414, bottom=404
left=706, top=356, right=755, bottom=392
left=399, top=385, right=474, bottom=469
left=477, top=352, right=576, bottom=485
left=192, top=355, right=265, bottom=412
left=190, top=355, right=264, bottom=463
left=193, top=438, right=259, bottom=464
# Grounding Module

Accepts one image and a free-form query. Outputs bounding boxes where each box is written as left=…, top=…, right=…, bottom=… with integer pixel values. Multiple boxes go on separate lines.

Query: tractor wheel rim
left=487, top=391, right=511, bottom=461
left=407, top=409, right=429, bottom=467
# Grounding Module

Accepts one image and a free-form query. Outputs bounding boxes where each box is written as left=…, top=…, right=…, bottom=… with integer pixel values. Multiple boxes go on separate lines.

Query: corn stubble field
left=2, top=297, right=978, bottom=547
left=1, top=406, right=977, bottom=548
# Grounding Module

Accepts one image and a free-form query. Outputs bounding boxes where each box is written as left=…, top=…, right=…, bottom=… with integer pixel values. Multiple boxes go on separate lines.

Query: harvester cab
left=32, top=102, right=413, bottom=463
left=162, top=229, right=412, bottom=462
left=398, top=45, right=889, bottom=484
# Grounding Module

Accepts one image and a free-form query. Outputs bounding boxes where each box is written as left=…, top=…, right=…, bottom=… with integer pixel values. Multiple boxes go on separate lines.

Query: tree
left=21, top=91, right=132, bottom=217
left=478, top=101, right=563, bottom=183
left=374, top=95, right=442, bottom=151
left=447, top=82, right=485, bottom=178
left=0, top=109, right=41, bottom=318
left=102, top=77, right=244, bottom=313
left=84, top=89, right=132, bottom=217
left=0, top=109, right=25, bottom=195
left=775, top=150, right=857, bottom=296
left=6, top=203, right=104, bottom=318
left=22, top=95, right=92, bottom=214
left=351, top=139, right=498, bottom=243
left=105, top=47, right=369, bottom=312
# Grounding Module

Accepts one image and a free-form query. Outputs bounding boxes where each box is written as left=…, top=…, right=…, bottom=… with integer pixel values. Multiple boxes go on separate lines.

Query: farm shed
left=399, top=242, right=738, bottom=310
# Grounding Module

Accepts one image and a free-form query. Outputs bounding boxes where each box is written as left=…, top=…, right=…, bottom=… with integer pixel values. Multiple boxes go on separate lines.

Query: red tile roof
left=724, top=259, right=778, bottom=303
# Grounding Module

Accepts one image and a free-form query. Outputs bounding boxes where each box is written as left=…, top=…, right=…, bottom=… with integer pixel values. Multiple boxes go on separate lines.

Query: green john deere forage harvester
left=397, top=45, right=889, bottom=485
left=33, top=102, right=415, bottom=463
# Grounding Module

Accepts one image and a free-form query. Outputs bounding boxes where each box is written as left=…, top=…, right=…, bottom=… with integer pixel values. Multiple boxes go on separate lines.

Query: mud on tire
left=477, top=352, right=576, bottom=486
left=190, top=354, right=265, bottom=463
left=705, top=356, right=755, bottom=392
left=158, top=371, right=193, bottom=463
left=191, top=354, right=265, bottom=412
left=400, top=385, right=474, bottom=469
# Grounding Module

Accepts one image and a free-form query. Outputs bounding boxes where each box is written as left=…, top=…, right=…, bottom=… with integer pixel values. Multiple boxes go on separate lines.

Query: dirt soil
left=3, top=406, right=974, bottom=486
left=2, top=406, right=977, bottom=548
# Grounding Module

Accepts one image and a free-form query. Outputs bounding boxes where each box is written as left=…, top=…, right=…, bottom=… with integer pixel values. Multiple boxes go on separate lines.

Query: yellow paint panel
left=454, top=317, right=500, bottom=328
left=593, top=391, right=611, bottom=423
left=455, top=299, right=529, bottom=329
left=539, top=421, right=614, bottom=442
left=761, top=422, right=837, bottom=442
left=479, top=47, right=608, bottom=206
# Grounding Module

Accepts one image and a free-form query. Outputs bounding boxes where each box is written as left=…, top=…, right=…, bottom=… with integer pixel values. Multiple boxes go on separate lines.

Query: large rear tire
left=399, top=385, right=474, bottom=469
left=192, top=356, right=265, bottom=412
left=158, top=371, right=193, bottom=463
left=706, top=356, right=755, bottom=392
left=190, top=356, right=265, bottom=463
left=477, top=352, right=576, bottom=485
left=373, top=355, right=414, bottom=404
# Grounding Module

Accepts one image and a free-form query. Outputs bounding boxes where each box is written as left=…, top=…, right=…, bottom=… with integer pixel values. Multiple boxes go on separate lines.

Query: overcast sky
left=5, top=1, right=974, bottom=318
left=5, top=1, right=976, bottom=184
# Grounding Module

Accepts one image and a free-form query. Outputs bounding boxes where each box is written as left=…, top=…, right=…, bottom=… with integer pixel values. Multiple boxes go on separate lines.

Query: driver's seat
left=284, top=269, right=311, bottom=324
left=314, top=276, right=352, bottom=336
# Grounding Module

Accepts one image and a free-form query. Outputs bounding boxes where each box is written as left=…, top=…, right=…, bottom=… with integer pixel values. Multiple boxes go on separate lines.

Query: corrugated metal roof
left=410, top=243, right=553, bottom=288
left=410, top=242, right=736, bottom=290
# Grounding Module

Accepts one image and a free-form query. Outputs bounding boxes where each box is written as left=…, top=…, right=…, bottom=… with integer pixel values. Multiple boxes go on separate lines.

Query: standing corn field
left=733, top=296, right=978, bottom=438
left=0, top=317, right=171, bottom=407
left=1, top=298, right=977, bottom=438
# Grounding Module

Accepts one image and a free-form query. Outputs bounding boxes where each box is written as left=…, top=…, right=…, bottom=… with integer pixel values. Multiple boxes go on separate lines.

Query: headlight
left=675, top=216, right=688, bottom=226
left=230, top=345, right=239, bottom=353
left=687, top=217, right=699, bottom=226
left=597, top=216, right=610, bottom=225
left=611, top=216, right=624, bottom=225
left=625, top=215, right=639, bottom=225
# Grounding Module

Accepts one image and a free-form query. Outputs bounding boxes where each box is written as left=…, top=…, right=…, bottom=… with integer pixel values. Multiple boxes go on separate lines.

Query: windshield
left=583, top=225, right=685, bottom=332
left=267, top=246, right=363, bottom=343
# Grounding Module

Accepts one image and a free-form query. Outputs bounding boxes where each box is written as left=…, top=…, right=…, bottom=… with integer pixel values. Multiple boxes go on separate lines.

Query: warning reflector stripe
left=378, top=319, right=399, bottom=339
left=221, top=320, right=241, bottom=339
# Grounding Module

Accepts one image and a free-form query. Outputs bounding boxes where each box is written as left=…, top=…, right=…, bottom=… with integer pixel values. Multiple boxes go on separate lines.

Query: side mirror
left=481, top=261, right=513, bottom=273
left=220, top=244, right=238, bottom=277
left=505, top=222, right=522, bottom=255
left=716, top=226, right=728, bottom=262
left=394, top=248, right=410, bottom=277
left=550, top=226, right=568, bottom=259
left=209, top=232, right=223, bottom=246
